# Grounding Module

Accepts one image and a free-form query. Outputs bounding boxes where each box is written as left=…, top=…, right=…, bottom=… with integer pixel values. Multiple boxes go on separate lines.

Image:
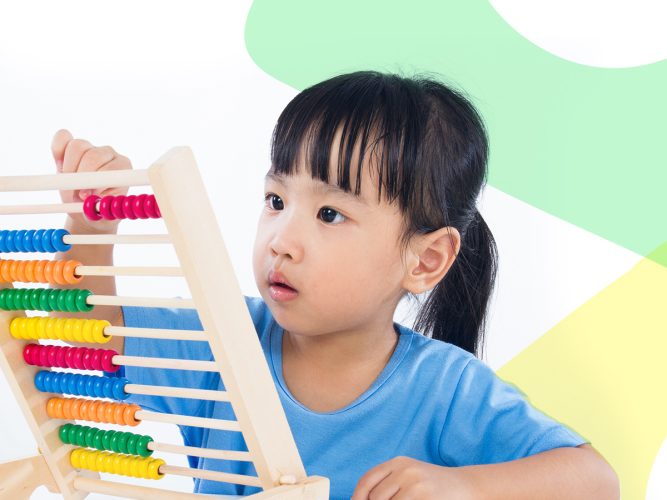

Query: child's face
left=252, top=132, right=410, bottom=338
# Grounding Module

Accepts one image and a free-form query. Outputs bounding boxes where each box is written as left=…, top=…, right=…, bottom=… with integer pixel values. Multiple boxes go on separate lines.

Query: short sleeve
left=120, top=305, right=218, bottom=418
left=438, top=357, right=588, bottom=466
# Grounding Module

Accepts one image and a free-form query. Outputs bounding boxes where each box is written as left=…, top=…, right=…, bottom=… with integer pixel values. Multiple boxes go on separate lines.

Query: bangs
left=269, top=72, right=428, bottom=207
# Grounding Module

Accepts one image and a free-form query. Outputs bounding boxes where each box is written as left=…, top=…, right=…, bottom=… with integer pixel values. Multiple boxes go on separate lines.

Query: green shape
left=245, top=0, right=667, bottom=267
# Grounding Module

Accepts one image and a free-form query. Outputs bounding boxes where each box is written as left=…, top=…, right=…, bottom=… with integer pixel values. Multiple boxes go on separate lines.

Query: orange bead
left=44, top=260, right=55, bottom=285
left=34, top=260, right=47, bottom=283
left=53, top=260, right=66, bottom=285
left=24, top=260, right=36, bottom=282
left=64, top=260, right=82, bottom=284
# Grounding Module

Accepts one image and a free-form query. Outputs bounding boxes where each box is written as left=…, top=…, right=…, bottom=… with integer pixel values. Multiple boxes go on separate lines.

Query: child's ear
left=402, top=226, right=461, bottom=295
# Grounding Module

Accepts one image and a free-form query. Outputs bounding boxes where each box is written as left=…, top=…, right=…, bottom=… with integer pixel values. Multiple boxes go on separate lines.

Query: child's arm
left=49, top=129, right=130, bottom=354
left=351, top=443, right=619, bottom=499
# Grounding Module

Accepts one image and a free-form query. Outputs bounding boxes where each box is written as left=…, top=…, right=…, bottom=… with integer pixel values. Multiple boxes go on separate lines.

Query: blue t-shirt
left=120, top=296, right=587, bottom=499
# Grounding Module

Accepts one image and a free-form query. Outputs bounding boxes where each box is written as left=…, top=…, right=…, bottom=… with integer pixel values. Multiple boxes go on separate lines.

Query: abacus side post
left=0, top=453, right=58, bottom=498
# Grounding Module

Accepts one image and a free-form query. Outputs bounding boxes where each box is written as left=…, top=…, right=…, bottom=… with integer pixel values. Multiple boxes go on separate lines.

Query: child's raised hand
left=51, top=129, right=133, bottom=233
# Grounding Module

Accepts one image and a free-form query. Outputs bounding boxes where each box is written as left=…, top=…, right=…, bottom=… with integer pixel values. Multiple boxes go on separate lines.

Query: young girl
left=51, top=71, right=618, bottom=499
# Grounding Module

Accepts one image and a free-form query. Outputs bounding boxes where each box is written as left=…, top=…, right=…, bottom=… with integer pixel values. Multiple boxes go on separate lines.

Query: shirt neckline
left=269, top=318, right=413, bottom=416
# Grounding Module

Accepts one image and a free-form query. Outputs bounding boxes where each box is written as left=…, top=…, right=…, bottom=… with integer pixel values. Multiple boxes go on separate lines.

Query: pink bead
left=81, top=348, right=94, bottom=370
left=47, top=346, right=58, bottom=367
left=56, top=347, right=68, bottom=368
left=90, top=349, right=103, bottom=371
left=71, top=348, right=84, bottom=370
left=82, top=195, right=102, bottom=221
left=101, top=350, right=118, bottom=372
left=144, top=195, right=160, bottom=218
left=23, top=344, right=35, bottom=365
left=99, top=195, right=115, bottom=220
left=38, top=346, right=50, bottom=367
left=122, top=195, right=138, bottom=219
left=111, top=196, right=125, bottom=219
left=133, top=194, right=147, bottom=219
left=64, top=348, right=75, bottom=368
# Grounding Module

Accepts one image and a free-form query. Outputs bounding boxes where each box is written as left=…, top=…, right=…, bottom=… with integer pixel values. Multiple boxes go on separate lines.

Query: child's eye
left=319, top=207, right=346, bottom=225
left=264, top=193, right=284, bottom=211
left=264, top=193, right=346, bottom=225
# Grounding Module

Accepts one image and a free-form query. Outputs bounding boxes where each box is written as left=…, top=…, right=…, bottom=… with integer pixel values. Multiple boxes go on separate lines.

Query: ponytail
left=413, top=210, right=498, bottom=358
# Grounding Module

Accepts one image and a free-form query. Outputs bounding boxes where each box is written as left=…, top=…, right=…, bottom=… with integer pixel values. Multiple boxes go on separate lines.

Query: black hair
left=269, top=70, right=498, bottom=358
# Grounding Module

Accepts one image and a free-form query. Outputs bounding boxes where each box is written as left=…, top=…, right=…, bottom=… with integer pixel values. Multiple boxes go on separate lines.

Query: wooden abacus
left=0, top=147, right=329, bottom=499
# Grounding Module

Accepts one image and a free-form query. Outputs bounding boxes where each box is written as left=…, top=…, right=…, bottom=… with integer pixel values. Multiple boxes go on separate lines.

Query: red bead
left=47, top=346, right=58, bottom=367
left=122, top=196, right=138, bottom=220
left=133, top=194, right=147, bottom=219
left=71, top=348, right=84, bottom=370
left=90, top=349, right=103, bottom=371
left=99, top=195, right=115, bottom=220
left=111, top=196, right=125, bottom=219
left=101, top=350, right=118, bottom=372
left=81, top=348, right=94, bottom=370
left=56, top=347, right=68, bottom=368
left=38, top=346, right=50, bottom=367
left=64, top=348, right=75, bottom=368
left=83, top=195, right=102, bottom=221
left=23, top=344, right=35, bottom=365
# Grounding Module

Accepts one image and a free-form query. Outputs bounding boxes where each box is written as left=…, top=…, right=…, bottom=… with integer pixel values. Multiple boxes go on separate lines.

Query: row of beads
left=35, top=371, right=129, bottom=400
left=0, top=259, right=82, bottom=284
left=10, top=317, right=110, bottom=343
left=23, top=344, right=119, bottom=372
left=47, top=397, right=140, bottom=426
left=70, top=448, right=164, bottom=480
left=0, top=229, right=71, bottom=253
left=0, top=287, right=92, bottom=312
left=60, top=424, right=153, bottom=457
left=83, top=194, right=161, bottom=221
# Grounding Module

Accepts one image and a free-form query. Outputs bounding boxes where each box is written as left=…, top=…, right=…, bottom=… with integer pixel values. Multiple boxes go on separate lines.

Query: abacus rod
left=0, top=169, right=150, bottom=192
left=64, top=234, right=171, bottom=245
left=73, top=477, right=206, bottom=500
left=77, top=265, right=183, bottom=277
left=125, top=383, right=231, bottom=402
left=111, top=354, right=218, bottom=372
left=147, top=441, right=252, bottom=462
left=0, top=202, right=82, bottom=215
left=136, top=410, right=242, bottom=432
left=159, top=464, right=262, bottom=487
left=88, top=295, right=195, bottom=309
left=114, top=355, right=219, bottom=372
left=105, top=325, right=207, bottom=341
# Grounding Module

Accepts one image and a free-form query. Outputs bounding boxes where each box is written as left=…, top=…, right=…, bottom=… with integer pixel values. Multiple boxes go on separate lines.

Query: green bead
left=109, top=432, right=121, bottom=453
left=56, top=290, right=67, bottom=311
left=0, top=289, right=8, bottom=310
left=64, top=289, right=77, bottom=312
left=76, top=289, right=93, bottom=312
left=116, top=432, right=130, bottom=454
left=101, top=429, right=112, bottom=451
left=47, top=289, right=59, bottom=310
left=21, top=290, right=31, bottom=310
left=76, top=426, right=88, bottom=447
left=29, top=288, right=41, bottom=310
left=8, top=289, right=20, bottom=310
left=82, top=427, right=94, bottom=448
left=93, top=429, right=104, bottom=450
left=59, top=424, right=71, bottom=444
left=137, top=436, right=154, bottom=457
left=126, top=434, right=138, bottom=455
left=38, top=289, right=51, bottom=311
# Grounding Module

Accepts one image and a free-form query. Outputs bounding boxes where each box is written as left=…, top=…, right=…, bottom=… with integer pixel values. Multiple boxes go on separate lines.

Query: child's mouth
left=269, top=283, right=299, bottom=301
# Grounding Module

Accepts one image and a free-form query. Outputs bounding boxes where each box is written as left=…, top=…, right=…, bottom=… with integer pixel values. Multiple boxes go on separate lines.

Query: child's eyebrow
left=264, top=172, right=369, bottom=207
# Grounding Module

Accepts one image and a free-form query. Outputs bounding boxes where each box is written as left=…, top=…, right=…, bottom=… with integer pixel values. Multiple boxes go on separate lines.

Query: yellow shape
left=498, top=251, right=667, bottom=500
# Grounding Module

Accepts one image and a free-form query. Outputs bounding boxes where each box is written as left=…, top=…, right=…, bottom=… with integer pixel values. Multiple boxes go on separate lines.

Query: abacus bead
left=47, top=346, right=59, bottom=367
left=116, top=432, right=129, bottom=453
left=42, top=229, right=57, bottom=253
left=59, top=424, right=71, bottom=444
left=101, top=350, right=117, bottom=372
left=52, top=229, right=71, bottom=252
left=93, top=429, right=104, bottom=450
left=14, top=230, right=26, bottom=252
left=72, top=348, right=84, bottom=370
left=56, top=289, right=68, bottom=311
left=109, top=432, right=120, bottom=452
left=110, top=196, right=125, bottom=219
left=29, top=288, right=41, bottom=310
left=133, top=194, right=148, bottom=218
left=112, top=379, right=128, bottom=400
left=90, top=349, right=103, bottom=371
left=137, top=436, right=153, bottom=457
left=64, top=289, right=77, bottom=312
left=76, top=289, right=93, bottom=312
left=101, top=429, right=112, bottom=451
left=81, top=348, right=94, bottom=370
left=34, top=371, right=47, bottom=392
left=22, top=344, right=34, bottom=365
left=38, top=345, right=49, bottom=366
left=83, top=195, right=102, bottom=221
left=122, top=196, right=138, bottom=219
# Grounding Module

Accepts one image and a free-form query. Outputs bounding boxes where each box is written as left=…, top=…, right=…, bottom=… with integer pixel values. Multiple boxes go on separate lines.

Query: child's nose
left=269, top=216, right=305, bottom=263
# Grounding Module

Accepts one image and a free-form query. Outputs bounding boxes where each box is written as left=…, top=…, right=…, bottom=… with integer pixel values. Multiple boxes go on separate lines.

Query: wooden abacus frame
left=0, top=147, right=329, bottom=499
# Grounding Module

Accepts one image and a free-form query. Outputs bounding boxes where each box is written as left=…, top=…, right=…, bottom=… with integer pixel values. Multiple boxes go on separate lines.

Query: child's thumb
left=51, top=129, right=74, bottom=171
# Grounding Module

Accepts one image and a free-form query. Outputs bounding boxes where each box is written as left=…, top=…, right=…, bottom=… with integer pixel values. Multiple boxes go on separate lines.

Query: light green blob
left=245, top=0, right=667, bottom=266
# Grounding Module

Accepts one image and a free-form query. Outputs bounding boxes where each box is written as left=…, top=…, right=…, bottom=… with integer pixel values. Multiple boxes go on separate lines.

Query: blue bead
left=76, top=375, right=87, bottom=396
left=64, top=373, right=78, bottom=395
left=0, top=230, right=7, bottom=252
left=5, top=231, right=16, bottom=252
left=85, top=376, right=97, bottom=398
left=94, top=377, right=107, bottom=398
left=112, top=379, right=129, bottom=400
left=34, top=371, right=47, bottom=392
left=24, top=230, right=36, bottom=252
left=33, top=229, right=46, bottom=252
left=14, top=230, right=27, bottom=252
left=52, top=229, right=71, bottom=252
left=42, top=229, right=56, bottom=253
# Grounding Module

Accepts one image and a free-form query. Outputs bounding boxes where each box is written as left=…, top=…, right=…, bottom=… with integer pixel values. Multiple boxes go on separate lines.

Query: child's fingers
left=62, top=138, right=94, bottom=174
left=51, top=129, right=74, bottom=171
left=77, top=155, right=133, bottom=201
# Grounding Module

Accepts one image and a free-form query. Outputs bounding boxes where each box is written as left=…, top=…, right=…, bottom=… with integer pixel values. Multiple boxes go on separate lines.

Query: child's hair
left=269, top=70, right=498, bottom=358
